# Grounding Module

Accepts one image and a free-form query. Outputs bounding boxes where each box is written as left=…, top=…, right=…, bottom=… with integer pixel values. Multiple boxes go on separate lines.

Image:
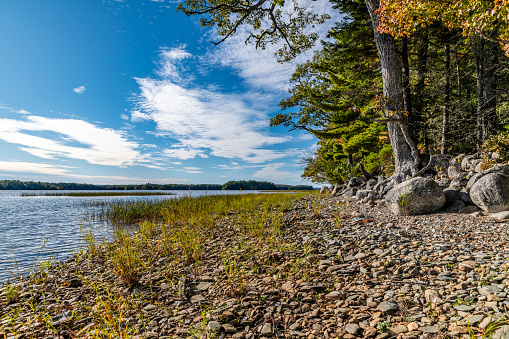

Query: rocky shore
left=2, top=194, right=509, bottom=338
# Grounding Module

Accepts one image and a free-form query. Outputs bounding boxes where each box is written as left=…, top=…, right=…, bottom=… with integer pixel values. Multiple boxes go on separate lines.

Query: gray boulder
left=436, top=178, right=451, bottom=189
left=443, top=187, right=461, bottom=205
left=466, top=173, right=482, bottom=191
left=385, top=177, right=446, bottom=215
left=447, top=165, right=462, bottom=179
left=459, top=190, right=473, bottom=204
left=461, top=155, right=482, bottom=171
left=470, top=165, right=509, bottom=213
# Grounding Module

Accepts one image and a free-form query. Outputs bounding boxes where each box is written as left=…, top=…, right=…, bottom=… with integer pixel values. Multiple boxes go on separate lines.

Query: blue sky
left=0, top=0, right=336, bottom=185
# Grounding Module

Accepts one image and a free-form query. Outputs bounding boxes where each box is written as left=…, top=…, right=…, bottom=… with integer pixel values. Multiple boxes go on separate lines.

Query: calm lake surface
left=0, top=190, right=259, bottom=282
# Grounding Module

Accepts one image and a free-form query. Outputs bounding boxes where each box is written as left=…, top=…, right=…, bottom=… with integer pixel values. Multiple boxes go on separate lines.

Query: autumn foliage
left=377, top=0, right=509, bottom=54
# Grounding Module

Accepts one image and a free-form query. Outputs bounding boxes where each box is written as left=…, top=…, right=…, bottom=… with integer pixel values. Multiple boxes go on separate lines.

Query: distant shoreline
left=0, top=179, right=315, bottom=191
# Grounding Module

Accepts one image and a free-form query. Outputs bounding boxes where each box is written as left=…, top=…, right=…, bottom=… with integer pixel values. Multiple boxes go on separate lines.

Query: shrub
left=482, top=132, right=509, bottom=162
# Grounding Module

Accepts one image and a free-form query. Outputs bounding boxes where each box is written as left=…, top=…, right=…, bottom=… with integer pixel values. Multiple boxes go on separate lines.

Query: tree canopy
left=377, top=0, right=509, bottom=55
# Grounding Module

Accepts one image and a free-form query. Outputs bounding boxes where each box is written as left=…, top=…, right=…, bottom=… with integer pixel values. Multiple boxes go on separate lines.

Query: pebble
left=6, top=194, right=509, bottom=339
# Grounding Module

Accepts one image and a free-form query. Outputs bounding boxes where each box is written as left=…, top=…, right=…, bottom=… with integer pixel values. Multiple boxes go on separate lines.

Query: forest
left=178, top=0, right=509, bottom=186
left=0, top=180, right=312, bottom=191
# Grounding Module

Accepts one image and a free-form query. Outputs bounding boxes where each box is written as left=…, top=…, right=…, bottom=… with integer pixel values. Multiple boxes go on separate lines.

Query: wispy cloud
left=134, top=59, right=290, bottom=163
left=73, top=85, right=87, bottom=94
left=14, top=109, right=30, bottom=115
left=0, top=115, right=145, bottom=167
left=252, top=163, right=302, bottom=182
left=0, top=160, right=188, bottom=184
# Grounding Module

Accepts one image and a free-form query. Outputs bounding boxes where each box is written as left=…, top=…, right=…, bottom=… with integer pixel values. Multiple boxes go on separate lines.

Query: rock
left=51, top=311, right=72, bottom=326
left=490, top=211, right=509, bottom=220
left=407, top=322, right=419, bottom=331
left=453, top=304, right=474, bottom=312
left=479, top=285, right=503, bottom=296
left=448, top=165, right=462, bottom=179
left=196, top=282, right=213, bottom=291
left=466, top=172, right=482, bottom=191
left=436, top=177, right=452, bottom=189
left=461, top=155, right=481, bottom=171
left=461, top=314, right=485, bottom=326
left=470, top=165, right=509, bottom=212
left=461, top=205, right=479, bottom=214
left=143, top=304, right=157, bottom=311
left=190, top=295, right=206, bottom=303
left=207, top=321, right=222, bottom=332
left=392, top=325, right=408, bottom=334
left=325, top=291, right=343, bottom=300
left=494, top=326, right=509, bottom=339
left=419, top=325, right=440, bottom=333
left=443, top=187, right=461, bottom=204
left=222, top=323, right=237, bottom=334
left=377, top=300, right=399, bottom=314
left=479, top=313, right=507, bottom=330
left=385, top=177, right=446, bottom=215
left=444, top=199, right=465, bottom=212
left=345, top=323, right=361, bottom=335
left=260, top=323, right=273, bottom=336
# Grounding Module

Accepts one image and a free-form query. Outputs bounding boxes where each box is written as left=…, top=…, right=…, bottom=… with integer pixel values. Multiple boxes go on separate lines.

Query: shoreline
left=2, top=194, right=509, bottom=338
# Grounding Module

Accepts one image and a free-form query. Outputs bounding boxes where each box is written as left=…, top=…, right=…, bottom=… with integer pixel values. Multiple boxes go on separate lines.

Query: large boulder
left=470, top=165, right=509, bottom=212
left=385, top=177, right=446, bottom=215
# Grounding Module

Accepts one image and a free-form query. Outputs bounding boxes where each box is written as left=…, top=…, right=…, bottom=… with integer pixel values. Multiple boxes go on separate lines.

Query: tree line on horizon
left=0, top=180, right=313, bottom=191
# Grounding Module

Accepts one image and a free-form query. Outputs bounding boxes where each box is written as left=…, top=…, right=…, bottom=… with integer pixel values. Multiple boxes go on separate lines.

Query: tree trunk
left=472, top=34, right=485, bottom=152
left=484, top=38, right=498, bottom=139
left=441, top=43, right=451, bottom=154
left=414, top=29, right=429, bottom=148
left=401, top=37, right=414, bottom=143
left=365, top=0, right=420, bottom=183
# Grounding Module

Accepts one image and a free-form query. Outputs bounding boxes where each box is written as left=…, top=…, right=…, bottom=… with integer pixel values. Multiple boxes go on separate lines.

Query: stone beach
left=2, top=194, right=509, bottom=338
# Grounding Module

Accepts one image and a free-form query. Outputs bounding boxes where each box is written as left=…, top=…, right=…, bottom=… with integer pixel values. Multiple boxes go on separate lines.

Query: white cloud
left=252, top=163, right=301, bottom=182
left=120, top=114, right=129, bottom=120
left=0, top=160, right=188, bottom=184
left=73, top=85, right=87, bottom=94
left=184, top=166, right=202, bottom=174
left=163, top=146, right=208, bottom=160
left=157, top=47, right=192, bottom=82
left=0, top=115, right=145, bottom=167
left=135, top=73, right=290, bottom=163
left=15, top=109, right=30, bottom=115
left=131, top=110, right=152, bottom=122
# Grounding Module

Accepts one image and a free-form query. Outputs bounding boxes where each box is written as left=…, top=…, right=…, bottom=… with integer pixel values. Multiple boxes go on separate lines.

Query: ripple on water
left=0, top=189, right=257, bottom=282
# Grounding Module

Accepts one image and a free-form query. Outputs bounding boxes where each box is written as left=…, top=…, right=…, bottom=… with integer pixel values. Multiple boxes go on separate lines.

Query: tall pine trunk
left=414, top=30, right=429, bottom=148
left=401, top=37, right=414, bottom=143
left=441, top=43, right=451, bottom=154
left=472, top=34, right=485, bottom=151
left=365, top=0, right=420, bottom=182
left=484, top=38, right=498, bottom=139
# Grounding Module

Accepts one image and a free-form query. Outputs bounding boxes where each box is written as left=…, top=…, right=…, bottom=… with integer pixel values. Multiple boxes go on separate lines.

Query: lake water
left=0, top=190, right=259, bottom=283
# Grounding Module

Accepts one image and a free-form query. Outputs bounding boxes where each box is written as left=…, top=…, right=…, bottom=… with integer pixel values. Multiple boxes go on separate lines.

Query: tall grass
left=89, top=193, right=306, bottom=285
